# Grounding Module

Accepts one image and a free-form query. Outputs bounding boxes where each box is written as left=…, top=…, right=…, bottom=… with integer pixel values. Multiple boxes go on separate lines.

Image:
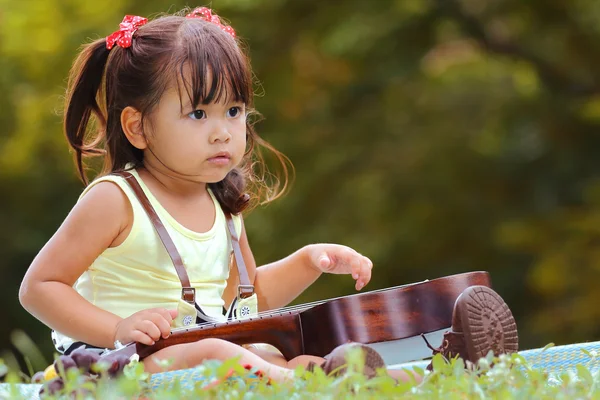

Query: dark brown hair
left=64, top=8, right=291, bottom=214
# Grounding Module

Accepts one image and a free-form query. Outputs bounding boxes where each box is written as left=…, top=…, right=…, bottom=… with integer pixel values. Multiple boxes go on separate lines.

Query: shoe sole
left=455, top=286, right=519, bottom=363
left=324, top=343, right=386, bottom=378
left=361, top=345, right=386, bottom=375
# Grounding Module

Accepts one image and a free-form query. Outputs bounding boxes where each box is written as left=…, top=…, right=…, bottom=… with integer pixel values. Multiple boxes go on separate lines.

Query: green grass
left=1, top=348, right=600, bottom=399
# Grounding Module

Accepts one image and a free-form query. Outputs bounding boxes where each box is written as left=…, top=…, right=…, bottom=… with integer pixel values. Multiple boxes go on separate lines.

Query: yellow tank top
left=52, top=168, right=242, bottom=351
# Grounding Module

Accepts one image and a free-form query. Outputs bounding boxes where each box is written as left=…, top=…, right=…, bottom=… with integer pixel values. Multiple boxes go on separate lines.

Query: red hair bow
left=186, top=7, right=236, bottom=38
left=106, top=15, right=148, bottom=50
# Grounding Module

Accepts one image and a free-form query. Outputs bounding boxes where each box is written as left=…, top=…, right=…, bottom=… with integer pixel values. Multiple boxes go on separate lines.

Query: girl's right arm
left=19, top=181, right=174, bottom=348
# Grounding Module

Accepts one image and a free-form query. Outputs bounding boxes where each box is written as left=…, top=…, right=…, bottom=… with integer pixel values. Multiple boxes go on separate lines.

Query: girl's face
left=142, top=81, right=247, bottom=183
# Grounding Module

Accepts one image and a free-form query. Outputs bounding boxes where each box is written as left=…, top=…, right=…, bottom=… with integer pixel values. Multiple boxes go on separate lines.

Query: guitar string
left=171, top=281, right=422, bottom=333
left=239, top=280, right=420, bottom=317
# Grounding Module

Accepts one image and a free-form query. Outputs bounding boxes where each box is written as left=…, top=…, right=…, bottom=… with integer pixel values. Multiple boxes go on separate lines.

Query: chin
left=206, top=173, right=231, bottom=184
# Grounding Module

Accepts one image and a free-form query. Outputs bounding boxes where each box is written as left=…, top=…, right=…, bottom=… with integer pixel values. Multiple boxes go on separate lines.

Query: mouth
left=207, top=151, right=232, bottom=165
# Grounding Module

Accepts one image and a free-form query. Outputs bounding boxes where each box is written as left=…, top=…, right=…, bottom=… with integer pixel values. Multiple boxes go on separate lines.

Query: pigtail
left=64, top=38, right=111, bottom=185
left=209, top=130, right=293, bottom=215
left=209, top=169, right=249, bottom=214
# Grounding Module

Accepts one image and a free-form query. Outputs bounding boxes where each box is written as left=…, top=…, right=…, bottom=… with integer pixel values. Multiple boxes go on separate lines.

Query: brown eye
left=188, top=110, right=205, bottom=120
left=227, top=106, right=242, bottom=118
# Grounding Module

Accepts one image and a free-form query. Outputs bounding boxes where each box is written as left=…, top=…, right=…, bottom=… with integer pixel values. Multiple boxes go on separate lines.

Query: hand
left=304, top=244, right=373, bottom=291
left=113, top=308, right=178, bottom=346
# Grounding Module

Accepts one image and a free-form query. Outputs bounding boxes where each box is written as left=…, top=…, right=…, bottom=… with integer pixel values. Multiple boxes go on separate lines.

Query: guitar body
left=299, top=271, right=491, bottom=357
left=107, top=271, right=491, bottom=361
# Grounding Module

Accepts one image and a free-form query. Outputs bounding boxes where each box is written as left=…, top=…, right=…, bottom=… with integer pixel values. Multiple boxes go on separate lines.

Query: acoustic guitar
left=103, top=271, right=490, bottom=361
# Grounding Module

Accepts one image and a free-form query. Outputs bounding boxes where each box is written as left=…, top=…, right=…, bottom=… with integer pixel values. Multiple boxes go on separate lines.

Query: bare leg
left=143, top=338, right=422, bottom=384
left=142, top=338, right=293, bottom=383
left=246, top=346, right=325, bottom=369
left=247, top=345, right=423, bottom=383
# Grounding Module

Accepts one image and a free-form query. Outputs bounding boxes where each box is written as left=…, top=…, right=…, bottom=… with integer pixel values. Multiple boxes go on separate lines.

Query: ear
left=121, top=106, right=147, bottom=150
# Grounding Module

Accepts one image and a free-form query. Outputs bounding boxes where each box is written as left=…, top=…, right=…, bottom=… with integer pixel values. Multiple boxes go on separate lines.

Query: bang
left=174, top=21, right=251, bottom=108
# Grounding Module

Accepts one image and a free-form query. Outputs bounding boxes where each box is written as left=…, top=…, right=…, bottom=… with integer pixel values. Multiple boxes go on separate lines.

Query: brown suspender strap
left=224, top=214, right=254, bottom=299
left=115, top=172, right=196, bottom=304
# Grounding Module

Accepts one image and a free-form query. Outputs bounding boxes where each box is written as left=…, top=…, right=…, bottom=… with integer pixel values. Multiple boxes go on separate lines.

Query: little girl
left=17, top=6, right=380, bottom=383
left=19, top=6, right=517, bottom=384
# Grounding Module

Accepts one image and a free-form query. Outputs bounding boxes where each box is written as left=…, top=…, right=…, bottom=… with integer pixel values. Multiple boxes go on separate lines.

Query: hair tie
left=186, top=7, right=236, bottom=38
left=106, top=15, right=148, bottom=50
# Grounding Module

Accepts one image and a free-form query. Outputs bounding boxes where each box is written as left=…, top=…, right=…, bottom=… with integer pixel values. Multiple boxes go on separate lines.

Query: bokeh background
left=2, top=0, right=600, bottom=371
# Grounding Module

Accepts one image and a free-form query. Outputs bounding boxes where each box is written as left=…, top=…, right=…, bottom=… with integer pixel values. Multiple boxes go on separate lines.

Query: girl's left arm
left=224, top=219, right=373, bottom=311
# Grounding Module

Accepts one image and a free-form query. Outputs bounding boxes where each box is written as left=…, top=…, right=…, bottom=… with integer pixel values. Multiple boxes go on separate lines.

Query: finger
left=357, top=257, right=372, bottom=290
left=149, top=313, right=173, bottom=339
left=150, top=308, right=176, bottom=325
left=130, top=329, right=155, bottom=346
left=364, top=255, right=373, bottom=269
left=136, top=320, right=162, bottom=342
left=351, top=253, right=369, bottom=290
left=348, top=251, right=362, bottom=279
left=354, top=261, right=365, bottom=290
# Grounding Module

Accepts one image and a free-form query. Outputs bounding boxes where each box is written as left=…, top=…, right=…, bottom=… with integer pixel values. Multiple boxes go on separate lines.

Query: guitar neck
left=124, top=310, right=305, bottom=360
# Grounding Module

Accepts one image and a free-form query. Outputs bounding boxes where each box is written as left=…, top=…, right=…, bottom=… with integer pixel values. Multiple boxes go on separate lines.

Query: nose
left=208, top=119, right=232, bottom=144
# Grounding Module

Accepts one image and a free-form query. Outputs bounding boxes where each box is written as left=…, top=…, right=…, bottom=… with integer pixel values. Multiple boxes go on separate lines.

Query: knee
left=191, top=338, right=231, bottom=359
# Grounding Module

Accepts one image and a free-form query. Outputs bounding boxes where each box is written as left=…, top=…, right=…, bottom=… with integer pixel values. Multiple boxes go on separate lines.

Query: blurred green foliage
left=1, top=0, right=600, bottom=364
left=4, top=351, right=600, bottom=399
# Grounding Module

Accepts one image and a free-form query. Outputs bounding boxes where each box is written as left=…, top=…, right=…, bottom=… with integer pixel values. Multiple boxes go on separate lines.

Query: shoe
left=306, top=343, right=385, bottom=379
left=424, top=285, right=518, bottom=370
